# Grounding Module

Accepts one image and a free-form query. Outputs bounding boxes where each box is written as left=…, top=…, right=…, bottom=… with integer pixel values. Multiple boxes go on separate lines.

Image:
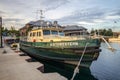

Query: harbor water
left=91, top=42, right=120, bottom=80
left=37, top=42, right=120, bottom=80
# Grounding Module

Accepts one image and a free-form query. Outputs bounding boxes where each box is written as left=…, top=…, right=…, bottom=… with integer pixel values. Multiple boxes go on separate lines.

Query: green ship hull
left=20, top=39, right=101, bottom=68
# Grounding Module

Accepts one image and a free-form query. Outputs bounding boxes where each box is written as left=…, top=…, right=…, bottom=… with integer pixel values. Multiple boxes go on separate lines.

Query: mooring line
left=100, top=36, right=116, bottom=52
left=70, top=42, right=89, bottom=80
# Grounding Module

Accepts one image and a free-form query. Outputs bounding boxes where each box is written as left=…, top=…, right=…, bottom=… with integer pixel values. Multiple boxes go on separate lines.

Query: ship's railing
left=64, top=35, right=92, bottom=40
left=43, top=35, right=92, bottom=40
left=43, top=35, right=91, bottom=39
left=32, top=26, right=63, bottom=30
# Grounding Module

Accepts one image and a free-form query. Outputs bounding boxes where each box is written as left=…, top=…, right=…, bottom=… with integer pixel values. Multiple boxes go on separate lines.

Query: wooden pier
left=0, top=45, right=67, bottom=80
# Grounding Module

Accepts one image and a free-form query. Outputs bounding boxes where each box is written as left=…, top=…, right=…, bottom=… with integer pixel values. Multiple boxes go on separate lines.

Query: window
left=43, top=30, right=50, bottom=35
left=30, top=33, right=32, bottom=37
left=33, top=32, right=36, bottom=36
left=35, top=32, right=41, bottom=36
left=37, top=32, right=39, bottom=36
left=51, top=30, right=58, bottom=35
left=39, top=32, right=41, bottom=36
left=59, top=31, right=64, bottom=36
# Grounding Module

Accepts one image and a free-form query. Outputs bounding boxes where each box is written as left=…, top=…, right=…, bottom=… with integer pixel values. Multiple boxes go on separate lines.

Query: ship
left=19, top=20, right=101, bottom=68
left=19, top=11, right=101, bottom=77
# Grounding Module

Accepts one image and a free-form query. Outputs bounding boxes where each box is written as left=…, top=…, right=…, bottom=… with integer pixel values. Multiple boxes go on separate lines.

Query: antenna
left=33, top=10, right=45, bottom=20
left=38, top=10, right=44, bottom=20
left=40, top=10, right=44, bottom=20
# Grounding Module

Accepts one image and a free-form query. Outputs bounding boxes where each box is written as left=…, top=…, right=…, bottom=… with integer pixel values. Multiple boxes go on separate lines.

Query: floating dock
left=0, top=45, right=67, bottom=80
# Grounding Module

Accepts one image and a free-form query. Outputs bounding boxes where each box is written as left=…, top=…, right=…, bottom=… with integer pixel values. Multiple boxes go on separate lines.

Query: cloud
left=0, top=10, right=5, bottom=14
left=77, top=21, right=95, bottom=25
left=3, top=18, right=23, bottom=22
left=41, top=0, right=69, bottom=11
left=114, top=11, right=120, bottom=16
left=57, top=8, right=106, bottom=24
left=0, top=10, right=7, bottom=17
left=57, top=7, right=120, bottom=25
left=105, top=15, right=120, bottom=20
left=0, top=0, right=25, bottom=7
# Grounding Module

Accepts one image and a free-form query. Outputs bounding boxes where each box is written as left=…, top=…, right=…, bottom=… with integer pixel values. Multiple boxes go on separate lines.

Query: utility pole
left=0, top=17, right=3, bottom=48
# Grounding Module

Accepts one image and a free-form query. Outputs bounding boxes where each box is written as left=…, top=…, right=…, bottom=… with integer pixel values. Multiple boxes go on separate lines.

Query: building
left=19, top=20, right=61, bottom=36
left=20, top=20, right=88, bottom=37
left=112, top=32, right=120, bottom=37
left=63, top=25, right=88, bottom=36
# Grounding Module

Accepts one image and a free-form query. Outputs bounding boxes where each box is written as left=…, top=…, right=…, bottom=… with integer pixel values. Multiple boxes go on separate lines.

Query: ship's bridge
left=27, top=27, right=66, bottom=42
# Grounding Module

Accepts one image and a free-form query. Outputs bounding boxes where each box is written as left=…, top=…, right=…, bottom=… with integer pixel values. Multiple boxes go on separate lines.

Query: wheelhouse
left=27, top=27, right=65, bottom=42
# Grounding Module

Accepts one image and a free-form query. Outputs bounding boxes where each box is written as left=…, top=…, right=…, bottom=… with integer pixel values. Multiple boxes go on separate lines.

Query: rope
left=100, top=36, right=116, bottom=52
left=70, top=42, right=89, bottom=80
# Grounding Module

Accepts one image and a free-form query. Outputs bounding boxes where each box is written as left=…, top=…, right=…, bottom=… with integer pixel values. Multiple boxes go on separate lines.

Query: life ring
left=33, top=39, right=36, bottom=42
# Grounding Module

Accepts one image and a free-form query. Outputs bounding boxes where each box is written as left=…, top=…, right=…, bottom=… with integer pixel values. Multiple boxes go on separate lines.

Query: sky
left=0, top=0, right=120, bottom=31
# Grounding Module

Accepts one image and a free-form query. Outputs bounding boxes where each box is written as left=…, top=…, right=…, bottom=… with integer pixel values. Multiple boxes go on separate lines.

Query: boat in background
left=4, top=36, right=19, bottom=45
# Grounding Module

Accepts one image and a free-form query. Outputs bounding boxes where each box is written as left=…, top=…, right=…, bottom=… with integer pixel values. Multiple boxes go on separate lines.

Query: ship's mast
left=40, top=10, right=44, bottom=20
left=34, top=10, right=44, bottom=20
left=37, top=10, right=45, bottom=27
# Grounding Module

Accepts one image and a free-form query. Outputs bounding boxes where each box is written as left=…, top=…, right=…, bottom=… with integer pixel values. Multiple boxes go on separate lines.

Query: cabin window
left=43, top=30, right=50, bottom=35
left=37, top=32, right=39, bottom=36
left=33, top=32, right=36, bottom=36
left=36, top=32, right=41, bottom=36
left=39, top=32, right=41, bottom=36
left=30, top=33, right=32, bottom=37
left=51, top=30, right=58, bottom=35
left=33, top=33, right=35, bottom=36
left=59, top=31, right=64, bottom=36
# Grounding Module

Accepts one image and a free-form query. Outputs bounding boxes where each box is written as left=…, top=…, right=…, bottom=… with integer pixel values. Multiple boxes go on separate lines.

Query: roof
left=63, top=25, right=87, bottom=31
left=27, top=20, right=61, bottom=27
left=27, top=21, right=35, bottom=25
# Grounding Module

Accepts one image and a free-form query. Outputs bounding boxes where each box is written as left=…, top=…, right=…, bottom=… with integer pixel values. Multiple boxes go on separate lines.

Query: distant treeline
left=1, top=26, right=114, bottom=37
left=90, top=28, right=113, bottom=36
left=1, top=27, right=20, bottom=37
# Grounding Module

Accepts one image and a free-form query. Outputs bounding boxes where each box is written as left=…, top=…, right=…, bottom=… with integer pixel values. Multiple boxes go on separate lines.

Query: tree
left=90, top=28, right=95, bottom=35
left=90, top=28, right=113, bottom=36
left=2, top=27, right=8, bottom=36
left=107, top=29, right=113, bottom=36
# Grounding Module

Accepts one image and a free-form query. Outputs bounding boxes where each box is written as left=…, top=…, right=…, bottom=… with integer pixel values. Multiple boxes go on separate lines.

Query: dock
left=0, top=45, right=67, bottom=80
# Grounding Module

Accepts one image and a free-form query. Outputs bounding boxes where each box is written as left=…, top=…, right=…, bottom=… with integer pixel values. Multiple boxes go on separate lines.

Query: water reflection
left=39, top=59, right=97, bottom=80
left=91, top=42, right=120, bottom=80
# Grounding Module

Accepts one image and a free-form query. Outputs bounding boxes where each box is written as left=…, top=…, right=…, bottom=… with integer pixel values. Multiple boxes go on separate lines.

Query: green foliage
left=1, top=26, right=20, bottom=37
left=90, top=28, right=113, bottom=36
left=90, top=28, right=95, bottom=35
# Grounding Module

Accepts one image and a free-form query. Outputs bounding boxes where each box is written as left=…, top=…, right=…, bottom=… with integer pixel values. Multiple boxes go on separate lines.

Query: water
left=91, top=42, right=120, bottom=80
left=42, top=60, right=97, bottom=80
